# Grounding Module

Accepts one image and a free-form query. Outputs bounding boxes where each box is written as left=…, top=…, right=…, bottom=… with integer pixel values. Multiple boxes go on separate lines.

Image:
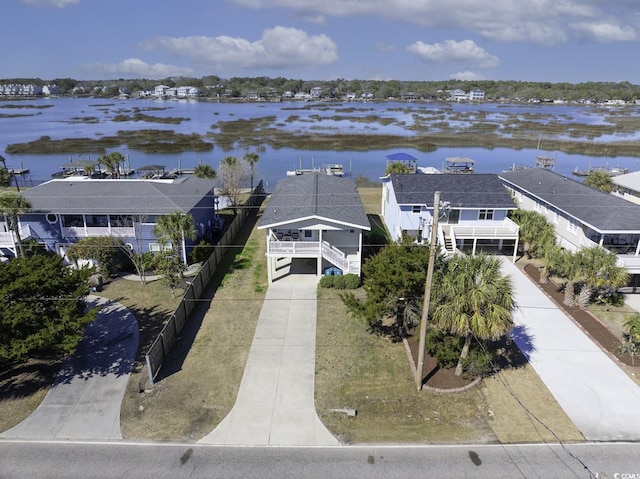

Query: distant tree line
left=3, top=76, right=640, bottom=102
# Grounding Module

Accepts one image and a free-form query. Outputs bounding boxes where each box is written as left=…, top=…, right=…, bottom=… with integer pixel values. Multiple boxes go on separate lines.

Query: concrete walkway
left=1, top=296, right=138, bottom=440
left=199, top=276, right=339, bottom=446
left=502, top=259, right=640, bottom=441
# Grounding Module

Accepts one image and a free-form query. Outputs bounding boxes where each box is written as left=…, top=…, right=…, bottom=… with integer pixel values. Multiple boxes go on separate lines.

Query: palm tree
left=539, top=244, right=564, bottom=284
left=153, top=211, right=197, bottom=265
left=575, top=247, right=629, bottom=306
left=0, top=192, right=32, bottom=258
left=193, top=163, right=217, bottom=179
left=243, top=152, right=260, bottom=191
left=98, top=152, right=125, bottom=179
left=583, top=171, right=613, bottom=193
left=553, top=248, right=583, bottom=306
left=510, top=209, right=555, bottom=258
left=432, top=254, right=515, bottom=376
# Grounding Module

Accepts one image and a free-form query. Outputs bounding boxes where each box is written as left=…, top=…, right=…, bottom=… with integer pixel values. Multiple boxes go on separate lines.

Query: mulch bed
left=523, top=263, right=638, bottom=368
left=405, top=330, right=477, bottom=390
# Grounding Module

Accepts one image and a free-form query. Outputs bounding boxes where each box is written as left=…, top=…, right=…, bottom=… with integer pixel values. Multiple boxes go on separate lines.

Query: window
left=304, top=230, right=312, bottom=238
left=412, top=205, right=421, bottom=214
left=85, top=214, right=108, bottom=227
left=478, top=209, right=494, bottom=220
left=46, top=213, right=58, bottom=224
left=62, top=214, right=83, bottom=227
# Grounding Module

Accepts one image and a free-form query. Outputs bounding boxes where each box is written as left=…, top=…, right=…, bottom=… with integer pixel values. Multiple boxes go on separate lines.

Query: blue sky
left=2, top=0, right=639, bottom=83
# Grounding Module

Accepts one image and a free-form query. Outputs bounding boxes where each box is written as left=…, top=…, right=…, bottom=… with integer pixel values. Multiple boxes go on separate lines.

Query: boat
left=572, top=165, right=629, bottom=177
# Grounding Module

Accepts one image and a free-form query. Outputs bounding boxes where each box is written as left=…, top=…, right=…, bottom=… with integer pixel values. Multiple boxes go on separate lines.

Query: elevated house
left=1, top=176, right=220, bottom=264
left=612, top=171, right=640, bottom=205
left=381, top=173, right=520, bottom=260
left=258, top=173, right=370, bottom=282
left=499, top=168, right=640, bottom=277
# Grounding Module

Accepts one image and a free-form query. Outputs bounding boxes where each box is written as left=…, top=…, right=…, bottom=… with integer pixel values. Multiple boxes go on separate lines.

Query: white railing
left=449, top=217, right=519, bottom=239
left=0, top=225, right=34, bottom=247
left=617, top=255, right=640, bottom=272
left=267, top=240, right=321, bottom=256
left=321, top=241, right=349, bottom=271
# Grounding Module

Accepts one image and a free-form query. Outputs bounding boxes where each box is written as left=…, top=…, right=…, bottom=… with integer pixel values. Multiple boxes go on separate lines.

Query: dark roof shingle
left=390, top=173, right=516, bottom=209
left=499, top=169, right=640, bottom=231
left=259, top=173, right=370, bottom=229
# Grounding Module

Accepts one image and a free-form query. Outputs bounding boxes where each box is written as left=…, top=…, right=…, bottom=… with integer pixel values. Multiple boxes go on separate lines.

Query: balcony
left=267, top=240, right=321, bottom=256
left=445, top=217, right=520, bottom=240
left=62, top=226, right=135, bottom=238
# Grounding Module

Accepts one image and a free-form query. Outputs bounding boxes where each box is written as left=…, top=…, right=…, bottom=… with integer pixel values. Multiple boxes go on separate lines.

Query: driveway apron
left=199, top=278, right=339, bottom=446
left=1, top=296, right=138, bottom=440
left=502, top=259, right=640, bottom=441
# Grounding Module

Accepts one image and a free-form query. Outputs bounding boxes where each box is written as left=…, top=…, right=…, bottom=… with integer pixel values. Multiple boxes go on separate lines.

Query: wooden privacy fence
left=145, top=182, right=265, bottom=383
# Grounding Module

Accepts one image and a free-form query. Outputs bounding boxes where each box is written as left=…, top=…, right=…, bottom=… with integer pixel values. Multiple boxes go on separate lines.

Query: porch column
left=267, top=256, right=273, bottom=283
left=513, top=237, right=518, bottom=262
left=599, top=233, right=605, bottom=247
left=472, top=238, right=478, bottom=256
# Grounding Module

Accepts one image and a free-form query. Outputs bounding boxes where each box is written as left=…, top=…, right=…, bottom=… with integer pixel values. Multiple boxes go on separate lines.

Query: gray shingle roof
left=390, top=173, right=517, bottom=209
left=23, top=176, right=216, bottom=215
left=499, top=169, right=640, bottom=232
left=259, top=173, right=370, bottom=229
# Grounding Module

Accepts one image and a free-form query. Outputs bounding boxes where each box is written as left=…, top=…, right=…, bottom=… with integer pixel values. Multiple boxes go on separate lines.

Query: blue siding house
left=10, top=176, right=219, bottom=264
left=381, top=173, right=520, bottom=260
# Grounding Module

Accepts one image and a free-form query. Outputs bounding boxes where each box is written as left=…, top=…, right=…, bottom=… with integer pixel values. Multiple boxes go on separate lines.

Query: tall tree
left=0, top=254, right=95, bottom=364
left=153, top=211, right=197, bottom=265
left=583, top=171, right=613, bottom=193
left=98, top=152, right=125, bottom=179
left=432, top=254, right=515, bottom=376
left=341, top=243, right=443, bottom=336
left=218, top=156, right=247, bottom=213
left=243, top=152, right=260, bottom=191
left=66, top=236, right=120, bottom=278
left=575, top=247, right=629, bottom=306
left=0, top=192, right=32, bottom=258
left=510, top=209, right=556, bottom=258
left=193, top=163, right=217, bottom=179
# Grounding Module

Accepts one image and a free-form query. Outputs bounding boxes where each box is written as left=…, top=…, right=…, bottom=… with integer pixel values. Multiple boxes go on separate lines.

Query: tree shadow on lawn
left=154, top=210, right=261, bottom=383
left=0, top=358, right=63, bottom=401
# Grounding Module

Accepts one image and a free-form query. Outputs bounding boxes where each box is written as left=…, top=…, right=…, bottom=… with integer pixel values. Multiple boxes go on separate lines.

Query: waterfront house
left=0, top=176, right=219, bottom=264
left=381, top=173, right=519, bottom=260
left=258, top=173, right=370, bottom=282
left=499, top=168, right=640, bottom=277
left=469, top=89, right=485, bottom=100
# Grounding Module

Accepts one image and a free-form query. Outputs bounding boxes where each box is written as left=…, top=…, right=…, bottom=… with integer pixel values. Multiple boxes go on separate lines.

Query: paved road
left=199, top=277, right=339, bottom=446
left=503, top=259, right=640, bottom=441
left=2, top=441, right=638, bottom=479
left=0, top=296, right=138, bottom=440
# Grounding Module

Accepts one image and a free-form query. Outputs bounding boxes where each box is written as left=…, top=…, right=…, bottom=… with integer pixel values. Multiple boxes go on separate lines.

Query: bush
left=461, top=347, right=493, bottom=378
left=318, top=275, right=335, bottom=288
left=343, top=273, right=361, bottom=289
left=425, top=328, right=463, bottom=369
left=332, top=275, right=347, bottom=289
left=191, top=240, right=213, bottom=263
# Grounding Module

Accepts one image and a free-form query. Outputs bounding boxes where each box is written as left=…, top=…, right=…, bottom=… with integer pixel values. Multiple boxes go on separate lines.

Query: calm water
left=2, top=97, right=639, bottom=189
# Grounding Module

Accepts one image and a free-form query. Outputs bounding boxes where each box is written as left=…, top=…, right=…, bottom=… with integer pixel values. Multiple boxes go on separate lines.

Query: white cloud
left=21, top=0, right=79, bottom=7
left=449, top=71, right=486, bottom=81
left=81, top=58, right=194, bottom=79
left=407, top=39, right=499, bottom=68
left=571, top=22, right=637, bottom=42
left=140, top=26, right=338, bottom=71
left=226, top=0, right=639, bottom=45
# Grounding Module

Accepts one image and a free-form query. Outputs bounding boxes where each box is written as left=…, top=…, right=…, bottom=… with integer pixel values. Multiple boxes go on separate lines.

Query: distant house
left=469, top=89, right=485, bottom=100
left=42, top=84, right=60, bottom=96
left=499, top=168, right=640, bottom=276
left=154, top=85, right=170, bottom=97
left=0, top=176, right=220, bottom=264
left=449, top=89, right=467, bottom=101
left=310, top=86, right=323, bottom=99
left=345, top=92, right=356, bottom=101
left=177, top=86, right=202, bottom=98
left=381, top=173, right=519, bottom=260
left=258, top=173, right=370, bottom=282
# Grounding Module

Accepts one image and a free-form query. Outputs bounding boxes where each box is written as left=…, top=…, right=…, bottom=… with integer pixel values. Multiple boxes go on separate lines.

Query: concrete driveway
left=502, top=260, right=640, bottom=441
left=199, top=276, right=339, bottom=446
left=1, top=296, right=138, bottom=440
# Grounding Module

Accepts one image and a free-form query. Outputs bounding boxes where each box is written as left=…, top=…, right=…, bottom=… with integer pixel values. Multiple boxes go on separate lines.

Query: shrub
left=318, top=275, right=335, bottom=288
left=425, top=328, right=463, bottom=369
left=332, top=275, right=347, bottom=289
left=343, top=273, right=361, bottom=289
left=461, top=347, right=493, bottom=378
left=191, top=240, right=213, bottom=263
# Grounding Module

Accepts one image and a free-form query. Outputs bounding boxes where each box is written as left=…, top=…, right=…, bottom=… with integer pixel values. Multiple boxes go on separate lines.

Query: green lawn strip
left=314, top=288, right=494, bottom=444
left=104, top=209, right=267, bottom=441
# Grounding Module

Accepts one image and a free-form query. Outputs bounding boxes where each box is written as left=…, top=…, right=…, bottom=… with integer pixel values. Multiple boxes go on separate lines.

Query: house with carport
left=258, top=173, right=370, bottom=282
left=1, top=176, right=220, bottom=264
left=381, top=172, right=520, bottom=260
left=499, top=168, right=640, bottom=280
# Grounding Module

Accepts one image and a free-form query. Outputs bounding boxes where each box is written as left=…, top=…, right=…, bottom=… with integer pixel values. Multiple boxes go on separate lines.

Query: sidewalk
left=0, top=296, right=138, bottom=440
left=199, top=276, right=340, bottom=446
left=502, top=259, right=640, bottom=441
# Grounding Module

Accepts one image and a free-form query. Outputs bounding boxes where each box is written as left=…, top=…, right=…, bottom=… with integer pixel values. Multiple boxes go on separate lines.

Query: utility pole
left=416, top=191, right=440, bottom=391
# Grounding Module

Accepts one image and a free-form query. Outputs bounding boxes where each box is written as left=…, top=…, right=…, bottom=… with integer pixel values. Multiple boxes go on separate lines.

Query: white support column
left=267, top=256, right=273, bottom=283
left=472, top=238, right=478, bottom=256
left=513, top=237, right=519, bottom=262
